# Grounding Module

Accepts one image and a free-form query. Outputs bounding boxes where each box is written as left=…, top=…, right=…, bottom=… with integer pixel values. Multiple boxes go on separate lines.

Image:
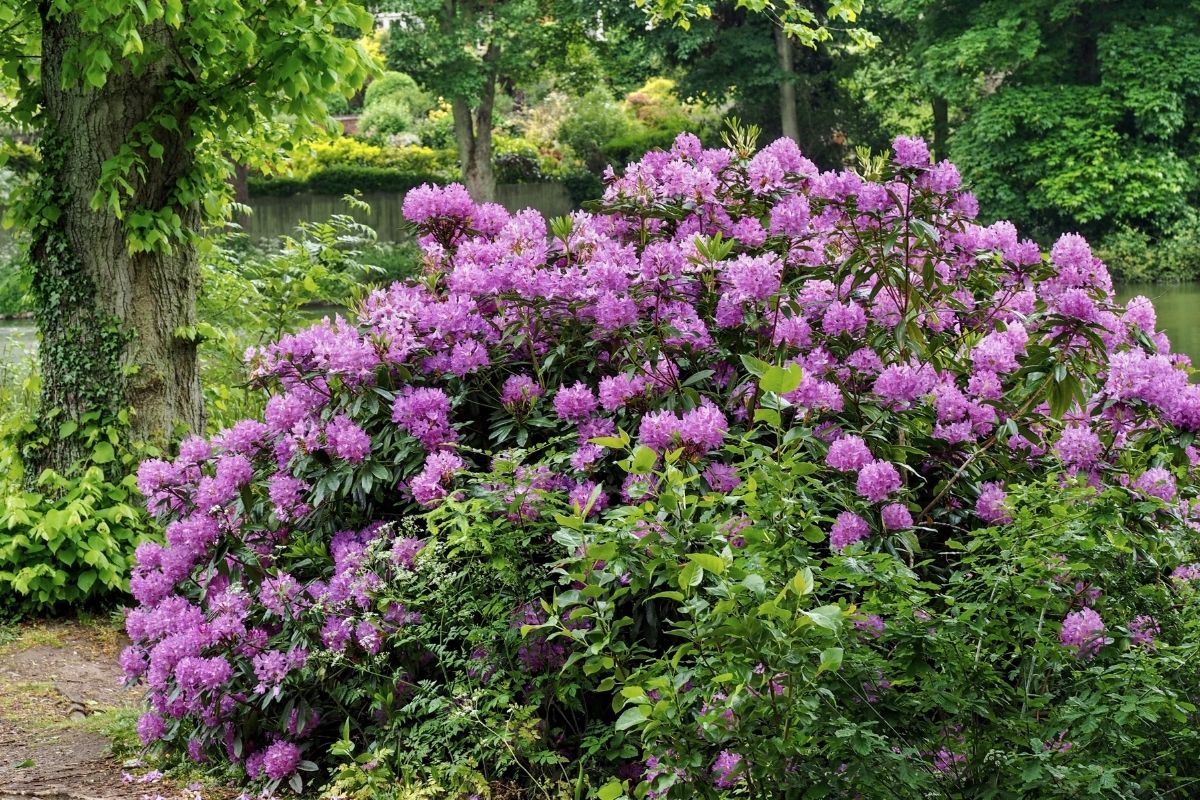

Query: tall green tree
left=855, top=0, right=1200, bottom=240
left=1, top=0, right=375, bottom=468
left=659, top=6, right=880, bottom=164
left=382, top=0, right=591, bottom=201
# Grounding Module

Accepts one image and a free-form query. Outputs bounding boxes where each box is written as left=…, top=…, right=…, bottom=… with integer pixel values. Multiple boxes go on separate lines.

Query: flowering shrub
left=125, top=125, right=1200, bottom=797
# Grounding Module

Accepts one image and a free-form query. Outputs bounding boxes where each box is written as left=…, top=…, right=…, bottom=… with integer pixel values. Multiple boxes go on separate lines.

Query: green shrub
left=0, top=391, right=157, bottom=613
left=601, top=127, right=684, bottom=167
left=360, top=98, right=421, bottom=142
left=0, top=243, right=31, bottom=316
left=249, top=168, right=445, bottom=197
left=1098, top=211, right=1200, bottom=283
left=123, top=133, right=1200, bottom=797
left=557, top=88, right=634, bottom=172
left=363, top=71, right=432, bottom=116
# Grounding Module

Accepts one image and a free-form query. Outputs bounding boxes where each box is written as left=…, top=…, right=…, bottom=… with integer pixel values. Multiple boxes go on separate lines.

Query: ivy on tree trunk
left=31, top=10, right=203, bottom=469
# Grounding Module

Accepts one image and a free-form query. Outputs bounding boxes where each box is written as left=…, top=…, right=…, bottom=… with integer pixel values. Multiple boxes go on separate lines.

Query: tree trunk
left=452, top=97, right=496, bottom=203
left=32, top=5, right=204, bottom=473
left=931, top=95, right=949, bottom=162
left=775, top=27, right=800, bottom=143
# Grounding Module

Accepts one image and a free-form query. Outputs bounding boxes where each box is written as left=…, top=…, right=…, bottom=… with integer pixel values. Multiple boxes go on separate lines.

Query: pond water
left=1114, top=283, right=1200, bottom=364
left=0, top=284, right=1196, bottom=368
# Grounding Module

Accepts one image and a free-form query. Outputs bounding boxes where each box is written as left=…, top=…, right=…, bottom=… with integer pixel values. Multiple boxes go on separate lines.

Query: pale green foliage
left=641, top=0, right=877, bottom=48
left=0, top=0, right=378, bottom=252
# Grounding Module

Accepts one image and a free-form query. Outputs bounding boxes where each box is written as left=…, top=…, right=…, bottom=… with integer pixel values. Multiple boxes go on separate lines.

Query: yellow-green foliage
left=289, top=139, right=459, bottom=181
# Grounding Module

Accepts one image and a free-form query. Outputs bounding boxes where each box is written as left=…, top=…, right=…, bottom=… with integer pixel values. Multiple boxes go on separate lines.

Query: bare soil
left=0, top=620, right=142, bottom=800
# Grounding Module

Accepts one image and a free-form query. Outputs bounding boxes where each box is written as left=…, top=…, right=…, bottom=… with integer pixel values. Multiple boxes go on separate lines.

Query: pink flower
left=975, top=482, right=1011, bottom=524
left=881, top=503, right=913, bottom=530
left=892, top=135, right=930, bottom=168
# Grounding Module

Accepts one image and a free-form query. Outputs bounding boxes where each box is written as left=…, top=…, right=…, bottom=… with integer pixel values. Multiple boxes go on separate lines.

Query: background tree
left=657, top=5, right=881, bottom=163
left=381, top=0, right=593, bottom=201
left=0, top=0, right=375, bottom=470
left=849, top=0, right=1200, bottom=241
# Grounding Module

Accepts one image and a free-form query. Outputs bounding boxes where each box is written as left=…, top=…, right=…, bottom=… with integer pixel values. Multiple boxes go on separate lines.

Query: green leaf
left=688, top=552, right=726, bottom=574
left=759, top=363, right=803, bottom=394
left=614, top=705, right=648, bottom=731
left=630, top=445, right=658, bottom=474
left=817, top=647, right=843, bottom=675
left=678, top=561, right=703, bottom=590
left=597, top=780, right=625, bottom=800
left=802, top=604, right=843, bottom=630
left=790, top=566, right=814, bottom=596
left=77, top=570, right=97, bottom=594
left=739, top=353, right=771, bottom=377
left=91, top=442, right=115, bottom=464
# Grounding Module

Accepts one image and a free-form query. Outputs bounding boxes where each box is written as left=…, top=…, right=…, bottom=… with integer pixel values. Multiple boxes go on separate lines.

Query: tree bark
left=931, top=95, right=950, bottom=162
left=775, top=27, right=800, bottom=143
left=32, top=5, right=203, bottom=472
left=451, top=48, right=498, bottom=203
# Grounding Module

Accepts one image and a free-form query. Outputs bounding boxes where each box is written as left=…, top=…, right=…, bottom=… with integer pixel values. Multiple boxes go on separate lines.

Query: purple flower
left=638, top=410, right=681, bottom=452
left=892, top=135, right=930, bottom=168
left=831, top=511, right=870, bottom=550
left=553, top=382, right=598, bottom=422
left=827, top=435, right=872, bottom=471
left=261, top=740, right=302, bottom=781
left=881, top=502, right=913, bottom=531
left=975, top=482, right=1011, bottom=524
left=598, top=373, right=646, bottom=412
left=857, top=460, right=901, bottom=503
left=410, top=450, right=464, bottom=506
left=679, top=402, right=728, bottom=454
left=500, top=374, right=542, bottom=413
left=1133, top=467, right=1176, bottom=502
left=822, top=301, right=867, bottom=337
left=1060, top=607, right=1105, bottom=658
left=854, top=614, right=886, bottom=638
left=325, top=414, right=371, bottom=463
left=1129, top=614, right=1159, bottom=648
left=1055, top=425, right=1102, bottom=470
left=402, top=182, right=475, bottom=225
left=137, top=712, right=166, bottom=744
left=392, top=387, right=456, bottom=450
left=704, top=462, right=741, bottom=492
left=711, top=750, right=746, bottom=788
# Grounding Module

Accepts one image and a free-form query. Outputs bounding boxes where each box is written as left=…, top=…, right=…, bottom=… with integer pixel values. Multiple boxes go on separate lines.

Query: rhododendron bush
left=125, top=128, right=1200, bottom=797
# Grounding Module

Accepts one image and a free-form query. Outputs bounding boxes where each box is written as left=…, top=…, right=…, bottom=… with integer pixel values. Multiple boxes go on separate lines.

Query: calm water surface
left=1115, top=284, right=1200, bottom=365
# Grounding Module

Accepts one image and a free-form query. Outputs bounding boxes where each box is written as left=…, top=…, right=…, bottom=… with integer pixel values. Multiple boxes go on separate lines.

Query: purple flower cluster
left=123, top=131, right=1200, bottom=787
left=1060, top=608, right=1106, bottom=658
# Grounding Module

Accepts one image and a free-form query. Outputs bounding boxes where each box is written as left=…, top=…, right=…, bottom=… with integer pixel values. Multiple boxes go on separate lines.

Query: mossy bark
left=31, top=5, right=204, bottom=472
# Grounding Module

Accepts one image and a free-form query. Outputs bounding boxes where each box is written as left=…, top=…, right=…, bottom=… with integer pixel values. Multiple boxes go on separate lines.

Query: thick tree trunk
left=32, top=6, right=203, bottom=472
left=932, top=95, right=950, bottom=162
left=775, top=27, right=800, bottom=143
left=451, top=46, right=498, bottom=203
left=452, top=96, right=496, bottom=203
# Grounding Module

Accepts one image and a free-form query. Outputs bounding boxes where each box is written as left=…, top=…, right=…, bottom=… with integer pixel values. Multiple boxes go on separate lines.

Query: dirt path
left=0, top=620, right=143, bottom=800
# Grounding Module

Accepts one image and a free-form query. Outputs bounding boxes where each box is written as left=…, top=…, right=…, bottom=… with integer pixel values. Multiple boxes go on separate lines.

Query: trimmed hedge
left=249, top=167, right=444, bottom=197
left=249, top=167, right=602, bottom=208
